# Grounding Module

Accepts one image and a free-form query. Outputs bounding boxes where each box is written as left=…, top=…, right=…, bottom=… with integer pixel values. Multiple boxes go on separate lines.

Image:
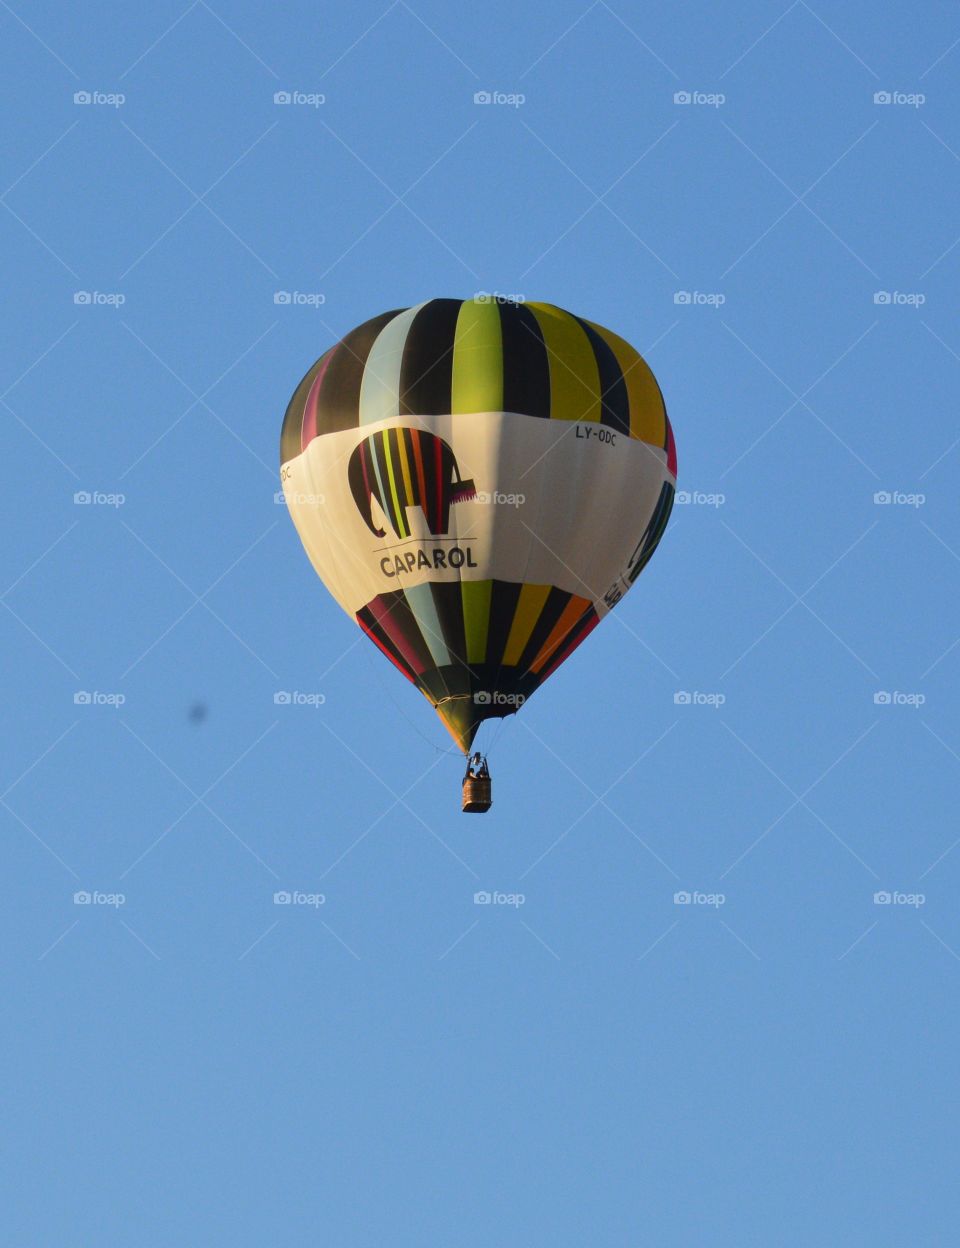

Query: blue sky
left=2, top=1, right=959, bottom=1242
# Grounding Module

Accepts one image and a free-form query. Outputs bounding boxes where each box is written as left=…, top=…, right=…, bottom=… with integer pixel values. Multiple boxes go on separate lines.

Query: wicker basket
left=462, top=776, right=492, bottom=813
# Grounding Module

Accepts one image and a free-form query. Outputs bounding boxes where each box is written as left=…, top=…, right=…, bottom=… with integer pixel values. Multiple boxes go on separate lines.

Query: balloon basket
left=462, top=776, right=492, bottom=814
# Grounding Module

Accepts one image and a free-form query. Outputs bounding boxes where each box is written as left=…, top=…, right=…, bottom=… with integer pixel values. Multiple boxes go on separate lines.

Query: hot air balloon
left=280, top=298, right=677, bottom=811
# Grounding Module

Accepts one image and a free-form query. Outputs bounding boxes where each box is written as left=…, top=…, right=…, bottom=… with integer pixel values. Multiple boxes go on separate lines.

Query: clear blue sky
left=2, top=1, right=959, bottom=1242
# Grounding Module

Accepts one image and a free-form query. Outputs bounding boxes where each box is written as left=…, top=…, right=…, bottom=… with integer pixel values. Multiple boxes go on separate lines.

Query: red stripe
left=665, top=415, right=677, bottom=477
left=368, top=597, right=428, bottom=674
left=434, top=434, right=443, bottom=534
left=539, top=613, right=599, bottom=682
left=411, top=429, right=428, bottom=518
left=301, top=349, right=335, bottom=450
left=357, top=617, right=415, bottom=684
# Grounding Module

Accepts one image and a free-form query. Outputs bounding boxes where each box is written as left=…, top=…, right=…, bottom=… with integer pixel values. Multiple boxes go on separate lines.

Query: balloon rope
left=359, top=648, right=461, bottom=756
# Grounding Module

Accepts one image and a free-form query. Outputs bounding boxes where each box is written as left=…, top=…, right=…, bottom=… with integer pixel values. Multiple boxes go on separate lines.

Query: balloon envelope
left=280, top=298, right=677, bottom=752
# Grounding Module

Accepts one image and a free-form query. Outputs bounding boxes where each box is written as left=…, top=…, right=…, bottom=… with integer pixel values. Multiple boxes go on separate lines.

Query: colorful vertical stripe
left=355, top=579, right=601, bottom=750
left=281, top=299, right=674, bottom=463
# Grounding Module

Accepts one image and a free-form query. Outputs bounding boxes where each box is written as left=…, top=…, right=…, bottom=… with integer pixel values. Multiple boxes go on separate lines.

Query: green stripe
left=451, top=299, right=503, bottom=413
left=461, top=579, right=492, bottom=663
left=527, top=302, right=601, bottom=423
left=382, top=430, right=406, bottom=539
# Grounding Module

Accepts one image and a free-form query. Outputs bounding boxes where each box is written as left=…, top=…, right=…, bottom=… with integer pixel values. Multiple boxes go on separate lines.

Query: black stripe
left=373, top=591, right=435, bottom=676
left=374, top=431, right=401, bottom=537
left=575, top=317, right=630, bottom=436
left=431, top=664, right=473, bottom=700
left=309, top=309, right=402, bottom=434
left=540, top=609, right=598, bottom=676
left=515, top=587, right=571, bottom=675
left=417, top=669, right=449, bottom=704
left=486, top=580, right=523, bottom=670
left=386, top=428, right=409, bottom=535
left=500, top=302, right=551, bottom=419
left=627, top=483, right=674, bottom=584
left=398, top=299, right=461, bottom=416
left=430, top=581, right=469, bottom=672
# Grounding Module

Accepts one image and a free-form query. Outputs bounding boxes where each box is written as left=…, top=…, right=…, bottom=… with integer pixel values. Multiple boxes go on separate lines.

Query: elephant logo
left=348, top=427, right=476, bottom=539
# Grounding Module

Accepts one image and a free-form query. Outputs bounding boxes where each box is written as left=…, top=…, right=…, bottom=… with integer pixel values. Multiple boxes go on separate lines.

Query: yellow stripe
left=461, top=579, right=492, bottom=664
left=585, top=320, right=666, bottom=445
left=451, top=299, right=503, bottom=413
left=382, top=432, right=405, bottom=538
left=396, top=429, right=414, bottom=511
left=527, top=303, right=601, bottom=424
left=503, top=583, right=552, bottom=667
